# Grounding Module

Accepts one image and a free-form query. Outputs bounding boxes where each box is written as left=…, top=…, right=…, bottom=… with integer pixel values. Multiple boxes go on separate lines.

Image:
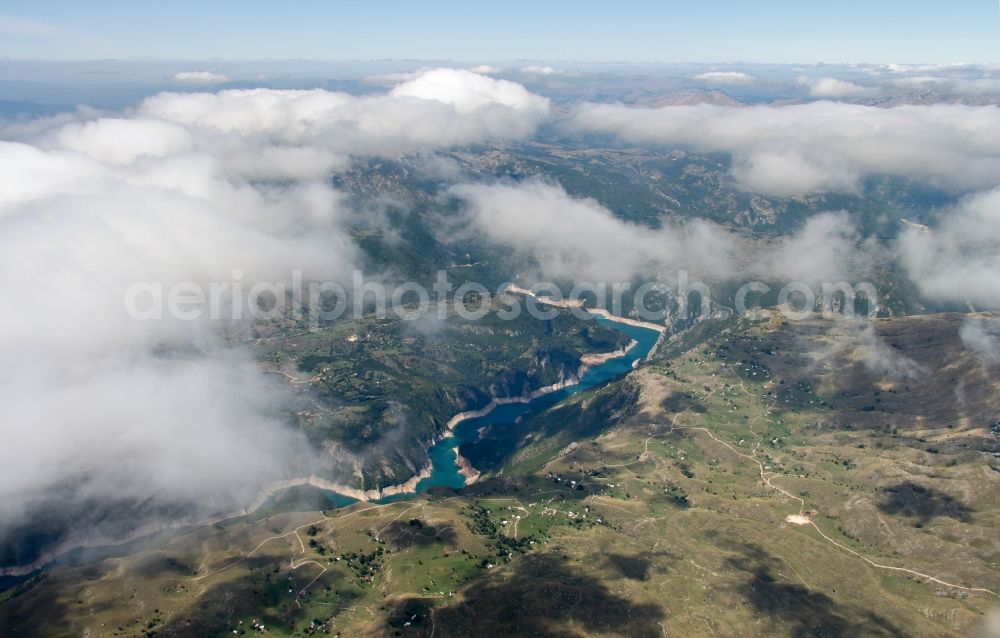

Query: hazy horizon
left=2, top=0, right=998, bottom=63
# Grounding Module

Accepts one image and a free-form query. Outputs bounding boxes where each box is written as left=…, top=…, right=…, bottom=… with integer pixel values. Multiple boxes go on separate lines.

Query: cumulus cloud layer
left=565, top=101, right=1000, bottom=196
left=139, top=69, right=548, bottom=172
left=0, top=136, right=348, bottom=551
left=0, top=69, right=550, bottom=550
left=450, top=180, right=734, bottom=282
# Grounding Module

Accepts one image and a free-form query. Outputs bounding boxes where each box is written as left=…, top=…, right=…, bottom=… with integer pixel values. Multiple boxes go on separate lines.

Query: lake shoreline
left=504, top=285, right=668, bottom=334
left=241, top=307, right=653, bottom=505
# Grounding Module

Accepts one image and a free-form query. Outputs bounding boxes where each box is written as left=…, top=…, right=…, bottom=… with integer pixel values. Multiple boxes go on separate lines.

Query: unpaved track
left=651, top=362, right=999, bottom=598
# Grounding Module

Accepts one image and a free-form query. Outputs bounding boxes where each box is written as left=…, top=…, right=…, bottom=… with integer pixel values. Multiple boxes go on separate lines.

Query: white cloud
left=0, top=353, right=309, bottom=534
left=960, top=317, right=1000, bottom=369
left=469, top=65, right=501, bottom=74
left=142, top=69, right=549, bottom=163
left=798, top=76, right=878, bottom=98
left=899, top=188, right=1000, bottom=309
left=390, top=68, right=548, bottom=115
left=758, top=212, right=869, bottom=284
left=55, top=118, right=195, bottom=165
left=566, top=101, right=1000, bottom=196
left=521, top=65, right=563, bottom=75
left=0, top=141, right=352, bottom=545
left=450, top=180, right=734, bottom=282
left=170, top=70, right=231, bottom=84
left=692, top=71, right=755, bottom=85
left=806, top=320, right=925, bottom=381
left=731, top=151, right=859, bottom=197
left=852, top=322, right=926, bottom=379
left=0, top=68, right=551, bottom=547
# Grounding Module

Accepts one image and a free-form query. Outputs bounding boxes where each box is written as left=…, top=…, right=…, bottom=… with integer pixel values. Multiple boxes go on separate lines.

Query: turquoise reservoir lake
left=375, top=315, right=663, bottom=503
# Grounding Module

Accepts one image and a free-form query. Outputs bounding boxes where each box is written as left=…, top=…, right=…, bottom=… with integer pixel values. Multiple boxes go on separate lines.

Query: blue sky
left=1, top=0, right=998, bottom=63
